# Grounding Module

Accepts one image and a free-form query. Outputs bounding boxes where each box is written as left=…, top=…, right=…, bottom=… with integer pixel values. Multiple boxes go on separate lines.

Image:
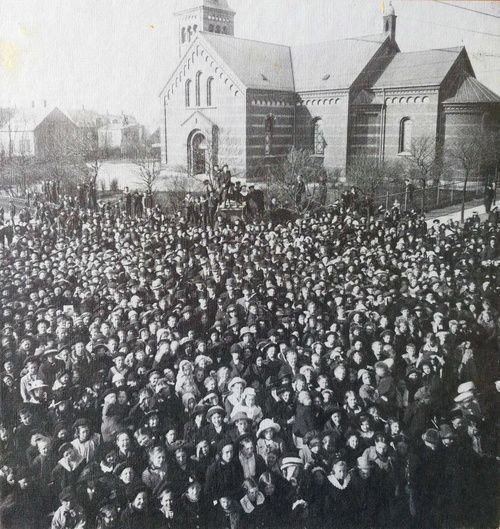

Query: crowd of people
left=0, top=189, right=498, bottom=529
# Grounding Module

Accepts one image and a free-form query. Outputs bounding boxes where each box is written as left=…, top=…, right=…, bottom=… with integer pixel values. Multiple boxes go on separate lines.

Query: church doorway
left=188, top=130, right=207, bottom=176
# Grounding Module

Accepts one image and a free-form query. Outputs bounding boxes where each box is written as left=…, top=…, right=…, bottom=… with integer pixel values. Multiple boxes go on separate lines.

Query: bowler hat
left=206, top=405, right=225, bottom=422
left=421, top=428, right=440, bottom=446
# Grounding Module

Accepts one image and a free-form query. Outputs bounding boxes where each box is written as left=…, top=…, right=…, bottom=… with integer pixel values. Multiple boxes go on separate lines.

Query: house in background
left=1, top=104, right=144, bottom=160
left=0, top=102, right=50, bottom=158
left=97, top=114, right=144, bottom=157
left=159, top=0, right=500, bottom=181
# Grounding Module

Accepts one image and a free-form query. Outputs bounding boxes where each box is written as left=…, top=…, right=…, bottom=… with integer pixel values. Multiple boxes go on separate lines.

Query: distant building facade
left=97, top=114, right=144, bottom=157
left=0, top=105, right=143, bottom=160
left=159, top=0, right=500, bottom=180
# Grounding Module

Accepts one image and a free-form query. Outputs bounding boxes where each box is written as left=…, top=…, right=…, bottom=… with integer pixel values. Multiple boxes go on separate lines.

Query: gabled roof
left=372, top=47, right=464, bottom=88
left=291, top=33, right=389, bottom=91
left=201, top=32, right=295, bottom=92
left=0, top=107, right=52, bottom=132
left=443, top=76, right=500, bottom=104
left=65, top=109, right=102, bottom=127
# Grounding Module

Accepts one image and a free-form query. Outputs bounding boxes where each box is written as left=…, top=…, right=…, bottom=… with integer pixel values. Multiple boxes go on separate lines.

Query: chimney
left=383, top=1, right=397, bottom=42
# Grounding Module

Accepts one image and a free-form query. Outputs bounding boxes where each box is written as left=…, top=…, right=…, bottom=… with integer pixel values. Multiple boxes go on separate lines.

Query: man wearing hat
left=416, top=428, right=444, bottom=528
left=205, top=439, right=244, bottom=502
left=279, top=454, right=307, bottom=519
left=50, top=487, right=86, bottom=529
left=203, top=406, right=228, bottom=447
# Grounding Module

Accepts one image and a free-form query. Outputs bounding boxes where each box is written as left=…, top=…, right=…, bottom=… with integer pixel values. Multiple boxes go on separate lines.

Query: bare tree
left=133, top=144, right=161, bottom=195
left=77, top=125, right=104, bottom=187
left=447, top=131, right=496, bottom=223
left=0, top=109, right=38, bottom=196
left=267, top=148, right=337, bottom=214
left=404, top=136, right=439, bottom=211
left=349, top=156, right=401, bottom=195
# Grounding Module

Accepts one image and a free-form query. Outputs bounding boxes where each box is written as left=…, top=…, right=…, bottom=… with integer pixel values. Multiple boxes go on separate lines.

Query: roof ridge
left=200, top=31, right=291, bottom=49
left=444, top=75, right=500, bottom=103
left=291, top=32, right=388, bottom=49
left=394, top=46, right=464, bottom=55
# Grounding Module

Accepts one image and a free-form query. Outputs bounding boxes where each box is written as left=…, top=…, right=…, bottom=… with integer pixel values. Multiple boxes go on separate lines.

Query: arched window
left=313, top=118, right=325, bottom=155
left=195, top=72, right=202, bottom=107
left=215, top=25, right=221, bottom=33
left=209, top=24, right=214, bottom=32
left=264, top=116, right=274, bottom=155
left=181, top=28, right=186, bottom=43
left=193, top=24, right=198, bottom=33
left=207, top=77, right=214, bottom=106
left=399, top=117, right=412, bottom=153
left=185, top=79, right=191, bottom=107
left=481, top=112, right=492, bottom=133
left=187, top=26, right=192, bottom=41
left=222, top=26, right=227, bottom=34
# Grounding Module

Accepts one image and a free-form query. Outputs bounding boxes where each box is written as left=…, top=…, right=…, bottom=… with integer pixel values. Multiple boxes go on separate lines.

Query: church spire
left=383, top=1, right=397, bottom=41
left=175, top=0, right=236, bottom=57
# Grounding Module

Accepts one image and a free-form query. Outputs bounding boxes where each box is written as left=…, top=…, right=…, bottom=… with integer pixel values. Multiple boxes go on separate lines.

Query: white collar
left=240, top=492, right=265, bottom=513
left=328, top=473, right=351, bottom=490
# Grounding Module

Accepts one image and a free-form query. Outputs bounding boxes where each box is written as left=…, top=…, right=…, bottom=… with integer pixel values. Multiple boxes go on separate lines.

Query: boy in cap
left=50, top=487, right=86, bottom=529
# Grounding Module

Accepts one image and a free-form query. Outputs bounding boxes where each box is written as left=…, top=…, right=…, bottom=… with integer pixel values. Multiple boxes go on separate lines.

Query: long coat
left=205, top=459, right=244, bottom=501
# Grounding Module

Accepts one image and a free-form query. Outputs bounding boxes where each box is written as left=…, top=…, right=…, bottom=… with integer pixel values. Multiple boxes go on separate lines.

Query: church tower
left=383, top=1, right=397, bottom=41
left=175, top=0, right=236, bottom=57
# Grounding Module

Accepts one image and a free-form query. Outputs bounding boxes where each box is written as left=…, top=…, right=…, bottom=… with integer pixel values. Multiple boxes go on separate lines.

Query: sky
left=1, top=0, right=499, bottom=131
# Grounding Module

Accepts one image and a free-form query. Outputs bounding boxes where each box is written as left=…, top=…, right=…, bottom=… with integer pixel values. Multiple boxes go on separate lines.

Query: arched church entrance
left=188, top=130, right=207, bottom=176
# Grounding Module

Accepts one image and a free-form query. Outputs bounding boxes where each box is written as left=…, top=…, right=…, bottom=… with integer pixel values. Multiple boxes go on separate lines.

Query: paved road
left=425, top=200, right=497, bottom=226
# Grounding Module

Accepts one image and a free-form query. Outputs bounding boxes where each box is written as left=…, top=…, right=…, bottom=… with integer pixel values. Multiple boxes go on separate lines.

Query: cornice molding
left=161, top=39, right=244, bottom=104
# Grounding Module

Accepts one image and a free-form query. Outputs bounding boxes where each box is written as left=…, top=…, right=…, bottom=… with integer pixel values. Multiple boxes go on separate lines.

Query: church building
left=159, top=0, right=500, bottom=180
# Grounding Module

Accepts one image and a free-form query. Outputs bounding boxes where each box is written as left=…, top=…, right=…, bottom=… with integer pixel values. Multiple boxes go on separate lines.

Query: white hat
left=29, top=380, right=48, bottom=392
left=357, top=369, right=370, bottom=381
left=257, top=418, right=281, bottom=438
left=382, top=358, right=394, bottom=370
left=242, top=387, right=256, bottom=398
left=299, top=365, right=314, bottom=376
left=194, top=355, right=212, bottom=367
left=228, top=377, right=246, bottom=391
left=457, top=381, right=476, bottom=394
left=280, top=457, right=303, bottom=470
left=454, top=391, right=474, bottom=403
left=239, top=327, right=252, bottom=337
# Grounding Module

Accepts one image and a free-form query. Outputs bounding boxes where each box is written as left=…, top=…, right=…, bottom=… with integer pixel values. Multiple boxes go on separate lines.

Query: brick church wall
left=382, top=91, right=440, bottom=162
left=441, top=107, right=500, bottom=182
left=295, top=94, right=350, bottom=174
left=245, top=91, right=295, bottom=180
left=161, top=43, right=247, bottom=177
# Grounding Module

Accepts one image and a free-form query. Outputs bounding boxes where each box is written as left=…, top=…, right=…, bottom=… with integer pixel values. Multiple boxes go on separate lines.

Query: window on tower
left=313, top=118, right=325, bottom=156
left=195, top=72, right=202, bottom=107
left=264, top=116, right=274, bottom=156
left=207, top=77, right=214, bottom=106
left=209, top=24, right=214, bottom=32
left=181, top=28, right=186, bottom=43
left=215, top=25, right=221, bottom=33
left=399, top=117, right=412, bottom=153
left=185, top=80, right=192, bottom=107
